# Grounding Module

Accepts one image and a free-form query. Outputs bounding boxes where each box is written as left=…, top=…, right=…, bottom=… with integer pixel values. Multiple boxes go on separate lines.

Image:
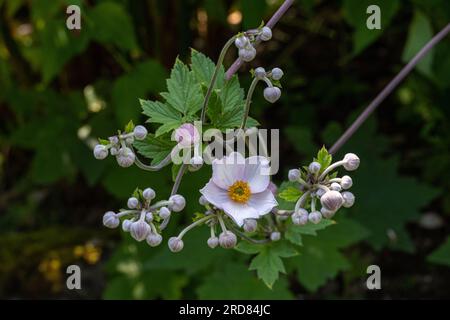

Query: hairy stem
left=241, top=77, right=260, bottom=129
left=329, top=22, right=450, bottom=154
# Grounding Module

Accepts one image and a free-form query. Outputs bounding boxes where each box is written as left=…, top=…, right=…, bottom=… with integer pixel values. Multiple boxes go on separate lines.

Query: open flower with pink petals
left=200, top=152, right=278, bottom=226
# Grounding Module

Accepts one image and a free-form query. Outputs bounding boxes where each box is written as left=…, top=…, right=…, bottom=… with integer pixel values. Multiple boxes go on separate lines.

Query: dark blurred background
left=1, top=0, right=450, bottom=299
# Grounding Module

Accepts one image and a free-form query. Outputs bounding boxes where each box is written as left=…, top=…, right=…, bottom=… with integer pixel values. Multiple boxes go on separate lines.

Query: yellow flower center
left=228, top=180, right=251, bottom=204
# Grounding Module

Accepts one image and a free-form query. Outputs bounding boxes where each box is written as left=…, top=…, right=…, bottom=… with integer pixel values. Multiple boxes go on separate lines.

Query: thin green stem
left=240, top=77, right=260, bottom=129
left=200, top=35, right=238, bottom=123
left=229, top=225, right=270, bottom=244
left=178, top=215, right=213, bottom=239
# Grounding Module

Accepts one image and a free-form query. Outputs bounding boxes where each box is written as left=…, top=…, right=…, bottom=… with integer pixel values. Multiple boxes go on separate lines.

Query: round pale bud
left=341, top=191, right=355, bottom=208
left=271, top=67, right=284, bottom=81
left=116, top=147, right=135, bottom=167
left=245, top=127, right=258, bottom=136
left=263, top=86, right=281, bottom=103
left=316, top=188, right=326, bottom=198
left=260, top=26, right=272, bottom=41
left=199, top=195, right=208, bottom=206
left=110, top=147, right=118, bottom=156
left=234, top=35, right=250, bottom=49
left=291, top=212, right=308, bottom=225
left=254, top=67, right=266, bottom=79
left=168, top=237, right=184, bottom=252
left=219, top=231, right=237, bottom=249
left=142, top=188, right=156, bottom=200
left=330, top=182, right=342, bottom=192
left=145, top=211, right=153, bottom=222
left=268, top=182, right=278, bottom=195
left=146, top=233, right=162, bottom=247
left=320, top=191, right=344, bottom=212
left=308, top=161, right=321, bottom=174
left=189, top=156, right=203, bottom=171
left=103, top=211, right=119, bottom=228
left=130, top=220, right=150, bottom=241
left=174, top=123, right=200, bottom=148
left=133, top=125, right=148, bottom=140
left=340, top=175, right=353, bottom=189
left=122, top=219, right=133, bottom=232
left=238, top=46, right=256, bottom=62
left=169, top=194, right=186, bottom=212
left=127, top=197, right=139, bottom=209
left=109, top=136, right=119, bottom=145
left=207, top=237, right=219, bottom=249
left=343, top=153, right=360, bottom=171
left=159, top=206, right=171, bottom=219
left=288, top=169, right=300, bottom=182
left=270, top=231, right=281, bottom=241
left=243, top=219, right=257, bottom=233
left=93, top=145, right=108, bottom=160
left=308, top=211, right=322, bottom=224
left=321, top=207, right=335, bottom=219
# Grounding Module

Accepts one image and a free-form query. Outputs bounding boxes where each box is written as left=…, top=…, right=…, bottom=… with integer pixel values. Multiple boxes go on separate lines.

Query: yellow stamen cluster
left=228, top=180, right=251, bottom=203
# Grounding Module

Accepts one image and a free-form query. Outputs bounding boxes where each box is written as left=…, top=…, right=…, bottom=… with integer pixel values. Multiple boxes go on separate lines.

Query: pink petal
left=247, top=189, right=278, bottom=216
left=212, top=152, right=245, bottom=189
left=199, top=179, right=229, bottom=209
left=222, top=201, right=260, bottom=227
left=243, top=156, right=270, bottom=193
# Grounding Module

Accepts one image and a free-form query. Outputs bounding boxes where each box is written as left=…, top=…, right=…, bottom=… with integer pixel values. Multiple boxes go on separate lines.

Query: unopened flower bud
left=145, top=211, right=153, bottom=222
left=309, top=161, right=321, bottom=174
left=271, top=67, right=283, bottom=80
left=263, top=87, right=281, bottom=103
left=169, top=194, right=186, bottom=212
left=254, top=67, right=266, bottom=79
left=341, top=191, right=355, bottom=208
left=292, top=208, right=308, bottom=225
left=133, top=125, right=148, bottom=140
left=159, top=206, right=171, bottom=219
left=207, top=236, right=219, bottom=249
left=116, top=147, right=135, bottom=167
left=189, top=156, right=203, bottom=171
left=146, top=233, right=162, bottom=247
left=235, top=35, right=250, bottom=49
left=343, top=153, right=360, bottom=171
left=219, top=231, right=237, bottom=249
left=340, top=175, right=353, bottom=189
left=239, top=46, right=256, bottom=62
left=260, top=26, right=272, bottom=41
left=94, top=145, right=108, bottom=160
left=270, top=231, right=281, bottom=241
left=316, top=188, right=326, bottom=198
left=109, top=136, right=119, bottom=145
left=168, top=237, right=184, bottom=252
left=330, top=182, right=342, bottom=191
left=122, top=219, right=132, bottom=232
left=243, top=219, right=257, bottom=233
left=110, top=147, right=118, bottom=156
left=199, top=195, right=208, bottom=206
left=127, top=197, right=139, bottom=209
left=288, top=169, right=300, bottom=182
left=321, top=207, right=335, bottom=219
left=103, top=211, right=119, bottom=228
left=174, top=123, right=200, bottom=148
left=130, top=220, right=150, bottom=241
left=308, top=211, right=322, bottom=224
left=320, top=191, right=344, bottom=212
left=142, top=188, right=156, bottom=200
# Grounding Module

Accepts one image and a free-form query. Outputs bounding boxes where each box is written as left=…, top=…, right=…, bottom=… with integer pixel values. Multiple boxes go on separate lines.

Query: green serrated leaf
left=285, top=219, right=335, bottom=246
left=124, top=120, right=135, bottom=133
left=98, top=138, right=110, bottom=145
left=133, top=134, right=176, bottom=165
left=190, top=49, right=224, bottom=88
left=278, top=186, right=302, bottom=202
left=315, top=146, right=332, bottom=172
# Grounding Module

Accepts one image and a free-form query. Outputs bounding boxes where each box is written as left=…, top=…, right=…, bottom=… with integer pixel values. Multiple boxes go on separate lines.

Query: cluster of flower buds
left=93, top=124, right=148, bottom=168
left=254, top=66, right=283, bottom=103
left=102, top=187, right=186, bottom=247
left=286, top=153, right=360, bottom=225
left=234, top=26, right=272, bottom=62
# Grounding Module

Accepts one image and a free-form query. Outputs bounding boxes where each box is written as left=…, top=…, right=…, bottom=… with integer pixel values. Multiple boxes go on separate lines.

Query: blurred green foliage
left=1, top=0, right=450, bottom=299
